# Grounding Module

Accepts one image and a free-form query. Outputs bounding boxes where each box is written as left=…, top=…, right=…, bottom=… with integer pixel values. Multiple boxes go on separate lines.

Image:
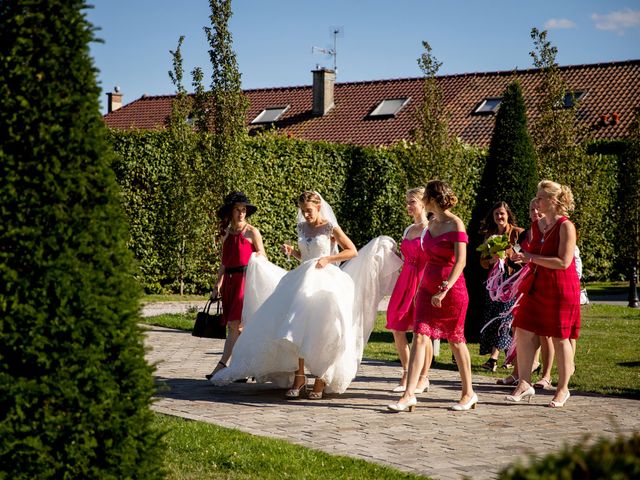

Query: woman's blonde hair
left=406, top=187, right=426, bottom=202
left=538, top=180, right=575, bottom=215
left=424, top=180, right=458, bottom=210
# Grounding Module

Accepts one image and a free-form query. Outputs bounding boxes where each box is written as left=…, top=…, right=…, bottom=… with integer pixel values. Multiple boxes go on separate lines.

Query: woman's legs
left=537, top=336, right=554, bottom=385
left=211, top=319, right=241, bottom=376
left=397, top=333, right=431, bottom=403
left=511, top=327, right=540, bottom=394
left=551, top=337, right=574, bottom=403
left=291, top=358, right=306, bottom=389
left=416, top=339, right=433, bottom=391
left=450, top=341, right=475, bottom=403
left=392, top=330, right=411, bottom=387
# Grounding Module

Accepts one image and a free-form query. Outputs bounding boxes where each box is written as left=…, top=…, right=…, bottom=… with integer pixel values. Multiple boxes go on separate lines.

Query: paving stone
left=144, top=325, right=640, bottom=480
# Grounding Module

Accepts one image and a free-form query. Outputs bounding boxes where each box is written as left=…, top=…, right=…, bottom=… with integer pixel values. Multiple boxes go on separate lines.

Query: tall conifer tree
left=465, top=80, right=538, bottom=339
left=475, top=80, right=538, bottom=227
left=0, top=1, right=162, bottom=477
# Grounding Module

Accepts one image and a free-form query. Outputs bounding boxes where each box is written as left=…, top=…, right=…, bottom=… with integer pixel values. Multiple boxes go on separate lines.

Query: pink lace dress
left=414, top=230, right=469, bottom=343
left=386, top=232, right=427, bottom=332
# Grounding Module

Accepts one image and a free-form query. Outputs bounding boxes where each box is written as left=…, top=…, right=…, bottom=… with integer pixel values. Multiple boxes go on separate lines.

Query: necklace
left=540, top=218, right=560, bottom=244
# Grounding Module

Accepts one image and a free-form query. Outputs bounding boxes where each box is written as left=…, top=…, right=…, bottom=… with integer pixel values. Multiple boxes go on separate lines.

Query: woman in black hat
left=206, top=192, right=266, bottom=380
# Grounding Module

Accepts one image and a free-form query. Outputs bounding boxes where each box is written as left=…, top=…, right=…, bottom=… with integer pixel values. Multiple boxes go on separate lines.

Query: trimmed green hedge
left=108, top=130, right=624, bottom=294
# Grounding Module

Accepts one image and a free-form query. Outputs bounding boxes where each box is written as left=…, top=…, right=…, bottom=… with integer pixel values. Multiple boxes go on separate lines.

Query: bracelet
left=438, top=281, right=449, bottom=292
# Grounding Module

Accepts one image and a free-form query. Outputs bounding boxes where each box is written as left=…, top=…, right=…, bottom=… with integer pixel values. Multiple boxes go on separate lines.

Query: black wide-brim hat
left=216, top=191, right=257, bottom=219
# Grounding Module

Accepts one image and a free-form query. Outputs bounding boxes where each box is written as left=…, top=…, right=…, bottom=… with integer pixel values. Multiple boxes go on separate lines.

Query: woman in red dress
left=206, top=192, right=266, bottom=380
left=385, top=187, right=431, bottom=394
left=507, top=180, right=580, bottom=408
left=388, top=180, right=477, bottom=412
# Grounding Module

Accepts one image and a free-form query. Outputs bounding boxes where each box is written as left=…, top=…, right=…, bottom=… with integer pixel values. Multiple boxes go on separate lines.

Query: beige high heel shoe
left=505, top=386, right=535, bottom=403
left=548, top=391, right=570, bottom=408
left=414, top=375, right=430, bottom=394
left=308, top=379, right=325, bottom=400
left=285, top=374, right=307, bottom=399
left=450, top=393, right=478, bottom=411
left=387, top=396, right=417, bottom=412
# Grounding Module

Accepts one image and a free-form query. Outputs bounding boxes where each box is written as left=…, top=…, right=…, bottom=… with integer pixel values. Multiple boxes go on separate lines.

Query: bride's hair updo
left=298, top=191, right=322, bottom=206
left=538, top=180, right=575, bottom=215
left=424, top=180, right=457, bottom=210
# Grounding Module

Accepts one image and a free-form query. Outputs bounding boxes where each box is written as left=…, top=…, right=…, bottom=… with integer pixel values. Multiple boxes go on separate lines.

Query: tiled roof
left=103, top=60, right=640, bottom=147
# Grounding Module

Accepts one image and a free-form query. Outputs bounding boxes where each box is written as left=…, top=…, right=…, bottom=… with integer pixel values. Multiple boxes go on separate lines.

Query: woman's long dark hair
left=479, top=201, right=518, bottom=236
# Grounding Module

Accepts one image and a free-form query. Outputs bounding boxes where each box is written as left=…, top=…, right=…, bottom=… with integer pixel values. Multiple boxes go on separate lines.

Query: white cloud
left=544, top=18, right=576, bottom=30
left=591, top=8, right=640, bottom=35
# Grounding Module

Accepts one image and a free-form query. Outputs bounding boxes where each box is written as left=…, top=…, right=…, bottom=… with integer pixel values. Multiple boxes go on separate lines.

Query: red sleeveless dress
left=221, top=228, right=255, bottom=324
left=386, top=235, right=428, bottom=332
left=513, top=217, right=580, bottom=339
left=414, top=230, right=469, bottom=343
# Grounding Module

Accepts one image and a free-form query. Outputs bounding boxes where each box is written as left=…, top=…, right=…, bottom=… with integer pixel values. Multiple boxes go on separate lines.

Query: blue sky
left=87, top=0, right=640, bottom=113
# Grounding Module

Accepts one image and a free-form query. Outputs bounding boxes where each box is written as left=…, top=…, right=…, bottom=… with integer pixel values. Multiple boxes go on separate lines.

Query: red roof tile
left=103, top=60, right=640, bottom=147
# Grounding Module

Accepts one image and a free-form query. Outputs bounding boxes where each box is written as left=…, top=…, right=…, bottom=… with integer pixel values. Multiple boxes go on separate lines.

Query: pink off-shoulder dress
left=386, top=229, right=428, bottom=332
left=414, top=230, right=469, bottom=343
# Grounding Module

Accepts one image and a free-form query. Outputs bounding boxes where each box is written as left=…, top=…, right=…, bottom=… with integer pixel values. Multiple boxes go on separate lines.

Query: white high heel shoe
left=414, top=375, right=430, bottom=394
left=387, top=396, right=417, bottom=412
left=505, top=386, right=535, bottom=403
left=450, top=393, right=478, bottom=411
left=392, top=369, right=408, bottom=393
left=548, top=391, right=570, bottom=408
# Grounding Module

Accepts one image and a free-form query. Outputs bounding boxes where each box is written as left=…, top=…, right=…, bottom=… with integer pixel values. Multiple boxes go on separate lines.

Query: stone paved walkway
left=144, top=325, right=640, bottom=480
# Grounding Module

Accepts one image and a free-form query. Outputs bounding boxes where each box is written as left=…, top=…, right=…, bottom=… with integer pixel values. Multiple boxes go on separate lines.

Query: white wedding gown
left=211, top=222, right=402, bottom=394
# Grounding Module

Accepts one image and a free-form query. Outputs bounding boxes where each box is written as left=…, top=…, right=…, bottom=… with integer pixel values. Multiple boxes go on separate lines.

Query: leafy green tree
left=0, top=1, right=162, bottom=478
left=529, top=27, right=616, bottom=278
left=166, top=36, right=216, bottom=294
left=204, top=0, right=249, bottom=196
left=406, top=41, right=451, bottom=188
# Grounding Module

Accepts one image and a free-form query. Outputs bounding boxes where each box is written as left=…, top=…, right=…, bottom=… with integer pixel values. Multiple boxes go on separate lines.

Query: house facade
left=103, top=59, right=640, bottom=147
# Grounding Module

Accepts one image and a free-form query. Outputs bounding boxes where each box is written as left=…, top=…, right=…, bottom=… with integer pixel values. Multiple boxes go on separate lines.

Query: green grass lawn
left=154, top=414, right=428, bottom=480
left=142, top=294, right=208, bottom=303
left=583, top=280, right=631, bottom=296
left=143, top=304, right=640, bottom=398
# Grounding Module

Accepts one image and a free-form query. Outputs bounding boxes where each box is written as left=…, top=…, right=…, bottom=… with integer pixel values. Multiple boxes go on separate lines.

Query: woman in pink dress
left=507, top=180, right=580, bottom=408
left=206, top=192, right=266, bottom=380
left=388, top=180, right=477, bottom=412
left=386, top=187, right=431, bottom=394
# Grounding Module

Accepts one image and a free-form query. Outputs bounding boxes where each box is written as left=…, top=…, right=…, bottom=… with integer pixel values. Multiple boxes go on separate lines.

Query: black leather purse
left=192, top=299, right=226, bottom=339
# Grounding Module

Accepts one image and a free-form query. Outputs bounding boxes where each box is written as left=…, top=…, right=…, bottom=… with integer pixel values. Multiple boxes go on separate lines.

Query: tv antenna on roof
left=312, top=26, right=343, bottom=74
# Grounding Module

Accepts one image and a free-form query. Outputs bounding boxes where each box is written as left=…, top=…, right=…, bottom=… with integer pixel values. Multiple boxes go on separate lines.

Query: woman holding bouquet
left=507, top=180, right=580, bottom=408
left=478, top=202, right=523, bottom=372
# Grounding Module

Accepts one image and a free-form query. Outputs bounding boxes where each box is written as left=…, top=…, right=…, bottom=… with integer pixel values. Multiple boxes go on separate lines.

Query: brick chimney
left=106, top=87, right=123, bottom=113
left=312, top=68, right=335, bottom=116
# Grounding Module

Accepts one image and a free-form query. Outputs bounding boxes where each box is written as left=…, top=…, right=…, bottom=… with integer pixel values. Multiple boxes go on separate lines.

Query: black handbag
left=192, top=299, right=227, bottom=339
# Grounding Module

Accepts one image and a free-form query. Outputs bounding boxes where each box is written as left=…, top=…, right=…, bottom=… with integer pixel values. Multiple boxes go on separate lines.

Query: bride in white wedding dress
left=211, top=191, right=402, bottom=398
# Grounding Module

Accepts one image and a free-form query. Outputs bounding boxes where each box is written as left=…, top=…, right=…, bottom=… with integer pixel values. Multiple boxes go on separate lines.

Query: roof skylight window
left=474, top=98, right=502, bottom=114
left=562, top=91, right=586, bottom=108
left=369, top=98, right=410, bottom=117
left=251, top=106, right=289, bottom=124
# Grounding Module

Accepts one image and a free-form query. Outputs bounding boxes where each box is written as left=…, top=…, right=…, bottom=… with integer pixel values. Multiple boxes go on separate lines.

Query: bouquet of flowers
left=476, top=233, right=510, bottom=260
